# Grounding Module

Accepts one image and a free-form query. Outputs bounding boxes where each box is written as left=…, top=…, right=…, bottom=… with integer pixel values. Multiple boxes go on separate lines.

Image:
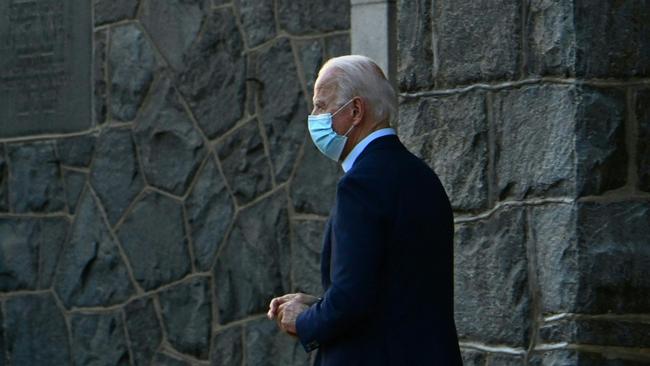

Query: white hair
left=318, top=55, right=397, bottom=126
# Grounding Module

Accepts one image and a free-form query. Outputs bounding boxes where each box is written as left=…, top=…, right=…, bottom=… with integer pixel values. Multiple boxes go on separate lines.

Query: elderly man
left=268, top=55, right=462, bottom=365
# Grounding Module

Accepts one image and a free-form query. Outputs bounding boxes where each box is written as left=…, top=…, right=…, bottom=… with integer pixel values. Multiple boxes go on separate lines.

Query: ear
left=351, top=97, right=365, bottom=126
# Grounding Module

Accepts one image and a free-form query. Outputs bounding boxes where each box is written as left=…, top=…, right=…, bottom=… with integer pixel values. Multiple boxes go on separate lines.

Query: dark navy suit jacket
left=296, top=135, right=463, bottom=365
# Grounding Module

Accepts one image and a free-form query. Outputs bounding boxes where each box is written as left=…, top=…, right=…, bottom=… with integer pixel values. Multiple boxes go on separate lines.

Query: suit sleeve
left=295, top=175, right=386, bottom=352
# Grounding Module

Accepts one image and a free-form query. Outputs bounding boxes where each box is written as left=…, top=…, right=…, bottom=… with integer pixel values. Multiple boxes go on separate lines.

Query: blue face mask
left=308, top=99, right=355, bottom=162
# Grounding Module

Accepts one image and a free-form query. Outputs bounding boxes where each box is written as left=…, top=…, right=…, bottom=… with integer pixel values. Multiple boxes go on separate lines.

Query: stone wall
left=397, top=0, right=650, bottom=365
left=0, top=0, right=349, bottom=365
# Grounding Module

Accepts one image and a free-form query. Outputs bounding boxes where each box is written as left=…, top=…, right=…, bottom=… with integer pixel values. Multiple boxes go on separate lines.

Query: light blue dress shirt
left=341, top=128, right=397, bottom=172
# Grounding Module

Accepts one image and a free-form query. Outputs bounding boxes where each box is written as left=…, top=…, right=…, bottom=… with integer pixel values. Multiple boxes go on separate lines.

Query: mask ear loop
left=331, top=98, right=356, bottom=117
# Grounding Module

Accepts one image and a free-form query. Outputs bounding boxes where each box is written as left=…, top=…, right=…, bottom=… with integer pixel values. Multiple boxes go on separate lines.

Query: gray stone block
left=110, top=24, right=156, bottom=122
left=324, top=34, right=351, bottom=60
left=185, top=156, right=235, bottom=272
left=637, top=89, right=650, bottom=192
left=290, top=141, right=340, bottom=216
left=136, top=76, right=207, bottom=196
left=433, top=0, right=521, bottom=86
left=526, top=0, right=576, bottom=77
left=152, top=352, right=191, bottom=366
left=291, top=219, right=325, bottom=295
left=454, top=207, right=531, bottom=346
left=124, top=297, right=162, bottom=366
left=397, top=0, right=433, bottom=91
left=234, top=0, right=276, bottom=47
left=256, top=39, right=308, bottom=183
left=4, top=293, right=71, bottom=366
left=540, top=318, right=650, bottom=348
left=90, top=128, right=144, bottom=225
left=460, top=349, right=487, bottom=366
left=530, top=204, right=578, bottom=314
left=213, top=190, right=290, bottom=324
left=0, top=218, right=67, bottom=291
left=575, top=0, right=650, bottom=77
left=94, top=30, right=108, bottom=125
left=0, top=306, right=4, bottom=366
left=216, top=119, right=272, bottom=205
left=0, top=145, right=7, bottom=212
left=493, top=85, right=576, bottom=201
left=139, top=0, right=208, bottom=72
left=576, top=201, right=650, bottom=314
left=399, top=92, right=489, bottom=211
left=57, top=134, right=96, bottom=167
left=54, top=190, right=135, bottom=308
left=210, top=326, right=243, bottom=366
left=8, top=141, right=65, bottom=213
left=70, top=311, right=131, bottom=366
left=576, top=86, right=627, bottom=196
left=295, top=39, right=324, bottom=102
left=277, top=0, right=350, bottom=35
left=177, top=8, right=246, bottom=139
left=487, top=353, right=525, bottom=366
left=62, top=169, right=87, bottom=215
left=158, top=276, right=212, bottom=360
left=530, top=349, right=649, bottom=366
left=244, top=317, right=311, bottom=366
left=117, top=192, right=191, bottom=291
left=94, top=0, right=139, bottom=26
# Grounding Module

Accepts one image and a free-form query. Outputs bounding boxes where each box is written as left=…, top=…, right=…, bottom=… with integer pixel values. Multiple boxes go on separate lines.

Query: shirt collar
left=341, top=128, right=397, bottom=172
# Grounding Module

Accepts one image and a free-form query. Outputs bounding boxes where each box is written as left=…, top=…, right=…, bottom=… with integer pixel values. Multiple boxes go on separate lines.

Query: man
left=268, top=55, right=462, bottom=365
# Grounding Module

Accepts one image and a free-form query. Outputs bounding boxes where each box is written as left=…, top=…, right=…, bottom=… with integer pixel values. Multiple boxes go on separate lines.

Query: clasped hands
left=267, top=293, right=319, bottom=336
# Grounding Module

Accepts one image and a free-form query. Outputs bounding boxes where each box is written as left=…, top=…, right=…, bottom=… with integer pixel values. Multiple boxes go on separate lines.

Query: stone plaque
left=0, top=0, right=91, bottom=138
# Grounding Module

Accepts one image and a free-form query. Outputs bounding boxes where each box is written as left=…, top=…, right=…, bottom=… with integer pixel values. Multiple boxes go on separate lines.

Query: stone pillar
left=350, top=0, right=397, bottom=83
left=397, top=0, right=650, bottom=364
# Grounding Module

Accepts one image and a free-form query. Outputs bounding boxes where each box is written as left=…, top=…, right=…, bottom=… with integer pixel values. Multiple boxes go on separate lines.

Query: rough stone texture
left=7, top=141, right=65, bottom=213
left=94, top=0, right=139, bottom=26
left=290, top=142, right=340, bottom=216
left=460, top=349, right=487, bottom=366
left=185, top=156, right=234, bottom=272
left=57, top=134, right=96, bottom=167
left=397, top=0, right=433, bottom=91
left=54, top=190, right=135, bottom=308
left=234, top=0, right=276, bottom=48
left=139, top=0, right=208, bottom=72
left=433, top=0, right=521, bottom=86
left=576, top=86, right=627, bottom=195
left=210, top=326, right=243, bottom=366
left=494, top=85, right=576, bottom=201
left=62, top=169, right=87, bottom=215
left=540, top=318, right=650, bottom=348
left=177, top=8, right=246, bottom=139
left=530, top=349, right=650, bottom=366
left=152, top=353, right=191, bottom=366
left=277, top=0, right=350, bottom=35
left=295, top=39, right=324, bottom=102
left=324, top=34, right=351, bottom=60
left=486, top=353, right=525, bottom=366
left=291, top=219, right=325, bottom=295
left=0, top=218, right=68, bottom=292
left=0, top=306, right=4, bottom=366
left=576, top=201, right=650, bottom=314
left=454, top=207, right=531, bottom=346
left=637, top=89, right=650, bottom=192
left=70, top=311, right=131, bottom=366
left=124, top=297, right=162, bottom=366
left=244, top=318, right=311, bottom=366
left=216, top=119, right=272, bottom=205
left=110, top=24, right=156, bottom=122
left=527, top=0, right=576, bottom=77
left=574, top=0, right=650, bottom=78
left=213, top=190, right=291, bottom=324
left=90, top=128, right=144, bottom=225
left=4, top=293, right=71, bottom=366
left=94, top=30, right=108, bottom=125
left=257, top=39, right=308, bottom=183
left=0, top=145, right=7, bottom=212
left=136, top=76, right=207, bottom=196
left=530, top=204, right=578, bottom=314
left=158, top=276, right=212, bottom=360
left=116, top=192, right=191, bottom=291
left=399, top=92, right=488, bottom=211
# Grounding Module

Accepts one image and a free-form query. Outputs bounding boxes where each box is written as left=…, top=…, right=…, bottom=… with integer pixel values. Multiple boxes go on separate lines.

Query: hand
left=267, top=293, right=318, bottom=320
left=277, top=300, right=309, bottom=335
